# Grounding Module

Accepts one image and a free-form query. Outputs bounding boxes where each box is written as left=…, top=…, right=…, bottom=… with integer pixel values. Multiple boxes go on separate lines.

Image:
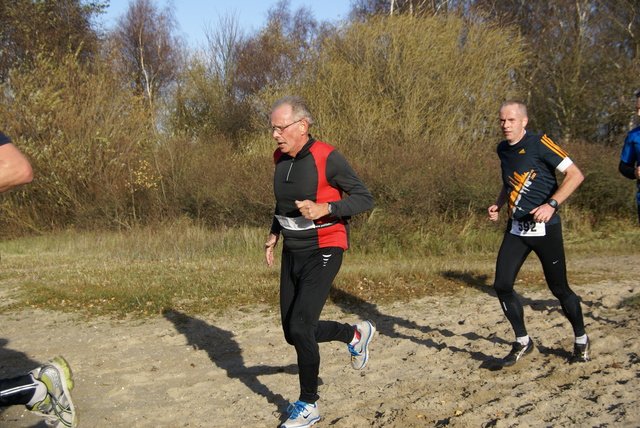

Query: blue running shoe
left=281, top=401, right=320, bottom=428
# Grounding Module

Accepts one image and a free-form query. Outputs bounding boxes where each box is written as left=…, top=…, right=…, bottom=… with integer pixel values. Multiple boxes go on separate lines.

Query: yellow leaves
left=126, top=159, right=162, bottom=192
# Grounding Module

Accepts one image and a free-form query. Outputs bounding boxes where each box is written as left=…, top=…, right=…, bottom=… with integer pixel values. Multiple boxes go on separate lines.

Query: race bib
left=510, top=220, right=546, bottom=237
left=275, top=215, right=315, bottom=231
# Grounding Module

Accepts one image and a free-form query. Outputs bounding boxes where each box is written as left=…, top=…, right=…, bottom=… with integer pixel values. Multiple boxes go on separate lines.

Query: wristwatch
left=547, top=199, right=558, bottom=209
left=327, top=202, right=333, bottom=214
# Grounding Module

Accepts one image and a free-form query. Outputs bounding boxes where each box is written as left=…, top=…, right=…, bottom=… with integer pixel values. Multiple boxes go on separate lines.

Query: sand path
left=1, top=255, right=639, bottom=427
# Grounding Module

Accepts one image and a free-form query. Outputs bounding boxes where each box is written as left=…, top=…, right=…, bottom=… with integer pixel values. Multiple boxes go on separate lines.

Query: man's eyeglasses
left=270, top=119, right=302, bottom=134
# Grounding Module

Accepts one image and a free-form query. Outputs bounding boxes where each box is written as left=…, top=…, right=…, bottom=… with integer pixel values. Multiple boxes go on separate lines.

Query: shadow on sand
left=329, top=268, right=585, bottom=371
left=0, top=339, right=47, bottom=427
left=163, top=310, right=297, bottom=425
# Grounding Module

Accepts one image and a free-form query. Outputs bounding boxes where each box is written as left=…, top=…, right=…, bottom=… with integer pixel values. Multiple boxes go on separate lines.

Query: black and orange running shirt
left=270, top=136, right=374, bottom=252
left=0, top=131, right=11, bottom=146
left=497, top=132, right=573, bottom=225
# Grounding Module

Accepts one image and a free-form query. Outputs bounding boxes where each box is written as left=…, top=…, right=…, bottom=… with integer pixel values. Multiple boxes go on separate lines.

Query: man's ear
left=299, top=119, right=309, bottom=134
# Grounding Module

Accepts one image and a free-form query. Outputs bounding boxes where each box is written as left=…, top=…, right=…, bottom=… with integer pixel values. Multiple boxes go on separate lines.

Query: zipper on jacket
left=285, top=159, right=294, bottom=182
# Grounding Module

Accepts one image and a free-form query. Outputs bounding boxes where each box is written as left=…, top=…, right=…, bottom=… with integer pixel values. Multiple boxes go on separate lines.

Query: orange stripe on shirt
left=507, top=169, right=536, bottom=214
left=541, top=134, right=568, bottom=158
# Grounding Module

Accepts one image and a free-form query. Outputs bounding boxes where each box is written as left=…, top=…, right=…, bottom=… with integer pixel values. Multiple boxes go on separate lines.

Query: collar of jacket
left=292, top=135, right=316, bottom=159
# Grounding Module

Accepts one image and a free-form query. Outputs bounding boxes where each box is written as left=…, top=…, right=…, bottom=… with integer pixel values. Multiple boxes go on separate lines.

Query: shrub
left=0, top=54, right=156, bottom=233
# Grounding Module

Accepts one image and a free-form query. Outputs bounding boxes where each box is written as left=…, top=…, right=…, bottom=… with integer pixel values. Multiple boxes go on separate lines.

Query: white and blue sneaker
left=348, top=320, right=376, bottom=370
left=281, top=401, right=320, bottom=428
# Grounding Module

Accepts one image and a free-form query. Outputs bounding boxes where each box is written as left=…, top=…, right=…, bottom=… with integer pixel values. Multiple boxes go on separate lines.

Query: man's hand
left=295, top=200, right=329, bottom=220
left=488, top=204, right=500, bottom=221
left=265, top=233, right=279, bottom=267
left=530, top=163, right=583, bottom=223
left=530, top=204, right=556, bottom=223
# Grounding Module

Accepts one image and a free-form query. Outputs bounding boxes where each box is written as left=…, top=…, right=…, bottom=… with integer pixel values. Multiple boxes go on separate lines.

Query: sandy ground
left=1, top=254, right=639, bottom=427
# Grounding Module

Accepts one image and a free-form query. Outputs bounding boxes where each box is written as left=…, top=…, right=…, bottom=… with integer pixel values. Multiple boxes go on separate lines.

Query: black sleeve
left=270, top=213, right=282, bottom=235
left=325, top=150, right=374, bottom=217
left=619, top=160, right=637, bottom=180
left=0, top=131, right=11, bottom=146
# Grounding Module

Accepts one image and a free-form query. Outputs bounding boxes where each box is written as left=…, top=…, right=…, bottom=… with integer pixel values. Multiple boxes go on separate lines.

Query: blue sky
left=100, top=0, right=353, bottom=48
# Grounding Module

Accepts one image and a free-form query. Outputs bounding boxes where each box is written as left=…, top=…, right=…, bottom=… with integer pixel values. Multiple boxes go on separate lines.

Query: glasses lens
left=270, top=120, right=300, bottom=134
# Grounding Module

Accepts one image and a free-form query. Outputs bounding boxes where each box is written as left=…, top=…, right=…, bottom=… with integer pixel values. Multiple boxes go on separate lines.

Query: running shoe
left=570, top=337, right=590, bottom=363
left=30, top=356, right=77, bottom=428
left=348, top=320, right=376, bottom=370
left=501, top=339, right=534, bottom=367
left=281, top=401, right=320, bottom=428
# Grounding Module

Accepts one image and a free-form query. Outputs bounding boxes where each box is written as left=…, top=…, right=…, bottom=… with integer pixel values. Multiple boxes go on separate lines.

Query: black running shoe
left=501, top=339, right=534, bottom=367
left=570, top=337, right=590, bottom=363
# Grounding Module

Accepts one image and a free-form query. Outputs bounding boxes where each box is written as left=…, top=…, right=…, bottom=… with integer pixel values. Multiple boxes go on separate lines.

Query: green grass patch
left=621, top=295, right=640, bottom=310
left=0, top=217, right=637, bottom=318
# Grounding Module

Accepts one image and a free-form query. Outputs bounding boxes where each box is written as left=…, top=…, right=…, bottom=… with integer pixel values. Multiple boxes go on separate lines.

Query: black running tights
left=493, top=221, right=586, bottom=339
left=0, top=373, right=37, bottom=407
left=279, top=247, right=354, bottom=404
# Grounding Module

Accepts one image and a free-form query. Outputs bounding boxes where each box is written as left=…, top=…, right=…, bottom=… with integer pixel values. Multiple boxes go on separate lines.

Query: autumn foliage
left=0, top=0, right=637, bottom=237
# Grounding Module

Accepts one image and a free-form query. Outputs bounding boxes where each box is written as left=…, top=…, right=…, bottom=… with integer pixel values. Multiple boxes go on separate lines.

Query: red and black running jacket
left=270, top=137, right=374, bottom=252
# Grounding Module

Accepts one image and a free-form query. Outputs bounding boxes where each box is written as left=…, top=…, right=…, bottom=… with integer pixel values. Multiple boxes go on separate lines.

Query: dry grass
left=0, top=218, right=636, bottom=318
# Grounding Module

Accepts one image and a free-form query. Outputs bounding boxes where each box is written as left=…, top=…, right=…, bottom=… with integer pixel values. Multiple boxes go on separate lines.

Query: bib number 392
left=510, top=220, right=546, bottom=237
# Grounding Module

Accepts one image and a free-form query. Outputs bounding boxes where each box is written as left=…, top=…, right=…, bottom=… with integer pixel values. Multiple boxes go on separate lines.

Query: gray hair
left=500, top=100, right=528, bottom=118
left=271, top=95, right=315, bottom=126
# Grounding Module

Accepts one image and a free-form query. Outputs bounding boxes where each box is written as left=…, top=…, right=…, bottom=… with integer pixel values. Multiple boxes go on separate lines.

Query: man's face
left=499, top=104, right=528, bottom=144
left=270, top=105, right=307, bottom=157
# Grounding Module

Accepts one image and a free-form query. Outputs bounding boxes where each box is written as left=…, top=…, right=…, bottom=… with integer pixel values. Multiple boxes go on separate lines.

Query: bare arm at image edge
left=0, top=143, right=33, bottom=193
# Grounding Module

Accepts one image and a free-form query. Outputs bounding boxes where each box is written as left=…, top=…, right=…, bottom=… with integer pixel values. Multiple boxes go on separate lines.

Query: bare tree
left=168, top=11, right=252, bottom=141
left=472, top=0, right=640, bottom=144
left=203, top=11, right=244, bottom=88
left=233, top=0, right=319, bottom=97
left=168, top=1, right=321, bottom=142
left=350, top=0, right=461, bottom=19
left=110, top=0, right=184, bottom=106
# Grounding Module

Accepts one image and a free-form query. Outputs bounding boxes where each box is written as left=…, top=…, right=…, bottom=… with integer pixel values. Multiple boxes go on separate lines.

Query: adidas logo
left=519, top=149, right=526, bottom=154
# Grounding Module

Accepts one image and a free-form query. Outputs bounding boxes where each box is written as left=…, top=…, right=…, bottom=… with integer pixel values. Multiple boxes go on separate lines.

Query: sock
left=26, top=377, right=47, bottom=408
left=349, top=326, right=361, bottom=346
left=575, top=334, right=588, bottom=345
left=516, top=335, right=530, bottom=346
